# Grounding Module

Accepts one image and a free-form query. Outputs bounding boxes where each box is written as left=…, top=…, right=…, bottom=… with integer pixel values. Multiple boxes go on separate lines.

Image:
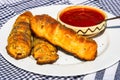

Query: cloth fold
left=0, top=4, right=16, bottom=26
left=98, top=0, right=120, bottom=16
left=69, top=0, right=120, bottom=16
left=2, top=0, right=70, bottom=14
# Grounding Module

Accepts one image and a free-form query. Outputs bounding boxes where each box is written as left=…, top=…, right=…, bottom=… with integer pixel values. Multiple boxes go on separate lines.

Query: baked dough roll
left=31, top=14, right=97, bottom=61
left=6, top=11, right=33, bottom=59
left=32, top=37, right=58, bottom=64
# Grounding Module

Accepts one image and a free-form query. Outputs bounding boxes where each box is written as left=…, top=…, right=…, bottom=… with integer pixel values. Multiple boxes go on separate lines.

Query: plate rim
left=0, top=5, right=120, bottom=76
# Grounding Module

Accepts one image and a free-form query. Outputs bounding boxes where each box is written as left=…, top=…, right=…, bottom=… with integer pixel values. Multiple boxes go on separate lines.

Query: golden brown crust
left=6, top=11, right=33, bottom=59
left=31, top=14, right=97, bottom=61
left=32, top=37, right=58, bottom=64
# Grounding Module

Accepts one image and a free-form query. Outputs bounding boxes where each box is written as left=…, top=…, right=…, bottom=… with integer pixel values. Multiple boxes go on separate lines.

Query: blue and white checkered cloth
left=0, top=0, right=120, bottom=80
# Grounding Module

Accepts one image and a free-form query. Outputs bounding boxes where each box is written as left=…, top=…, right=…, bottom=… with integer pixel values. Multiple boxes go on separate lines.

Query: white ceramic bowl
left=57, top=5, right=107, bottom=36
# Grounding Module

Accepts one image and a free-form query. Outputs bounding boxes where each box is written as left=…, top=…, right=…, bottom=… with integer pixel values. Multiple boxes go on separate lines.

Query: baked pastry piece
left=6, top=11, right=33, bottom=59
left=31, top=14, right=97, bottom=61
left=32, top=36, right=58, bottom=64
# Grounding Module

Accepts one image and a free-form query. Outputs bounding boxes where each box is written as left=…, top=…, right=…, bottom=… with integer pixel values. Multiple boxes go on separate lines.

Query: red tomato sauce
left=60, top=8, right=105, bottom=27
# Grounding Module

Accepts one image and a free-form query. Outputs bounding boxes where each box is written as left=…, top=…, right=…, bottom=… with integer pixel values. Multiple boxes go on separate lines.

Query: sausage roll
left=32, top=36, right=58, bottom=64
left=6, top=11, right=33, bottom=59
left=30, top=14, right=97, bottom=61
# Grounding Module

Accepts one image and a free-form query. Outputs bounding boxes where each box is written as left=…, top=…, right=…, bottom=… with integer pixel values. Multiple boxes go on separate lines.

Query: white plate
left=0, top=5, right=120, bottom=76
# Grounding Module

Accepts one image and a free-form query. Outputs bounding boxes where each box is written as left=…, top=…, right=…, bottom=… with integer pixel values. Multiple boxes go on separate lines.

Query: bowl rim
left=57, top=5, right=108, bottom=29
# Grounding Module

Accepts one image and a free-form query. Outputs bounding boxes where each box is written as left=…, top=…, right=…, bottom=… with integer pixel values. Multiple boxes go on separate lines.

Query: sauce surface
left=60, top=8, right=105, bottom=27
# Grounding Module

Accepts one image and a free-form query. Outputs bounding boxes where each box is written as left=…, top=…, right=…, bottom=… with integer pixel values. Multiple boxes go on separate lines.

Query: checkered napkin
left=0, top=0, right=120, bottom=80
left=0, top=4, right=16, bottom=28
